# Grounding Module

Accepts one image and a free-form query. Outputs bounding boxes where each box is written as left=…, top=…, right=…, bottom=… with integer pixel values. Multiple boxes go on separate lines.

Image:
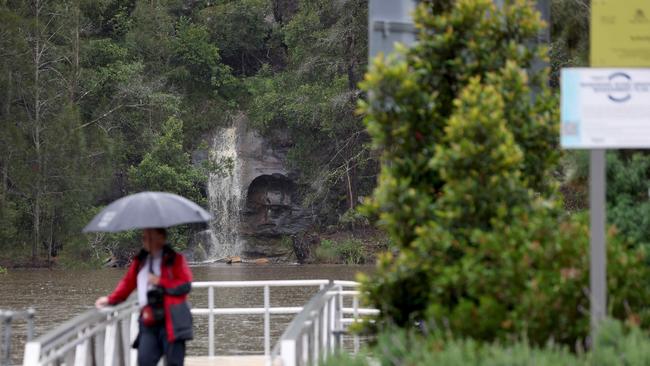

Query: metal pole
left=27, top=308, right=35, bottom=341
left=2, top=314, right=12, bottom=366
left=208, top=286, right=215, bottom=357
left=264, top=285, right=270, bottom=361
left=590, top=149, right=607, bottom=341
left=353, top=295, right=359, bottom=353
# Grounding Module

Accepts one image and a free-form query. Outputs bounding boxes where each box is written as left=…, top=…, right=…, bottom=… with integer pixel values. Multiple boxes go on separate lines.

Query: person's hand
left=148, top=274, right=160, bottom=286
left=95, top=296, right=109, bottom=309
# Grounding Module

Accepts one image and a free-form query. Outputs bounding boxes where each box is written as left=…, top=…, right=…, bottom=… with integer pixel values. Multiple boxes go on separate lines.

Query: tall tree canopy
left=0, top=0, right=375, bottom=265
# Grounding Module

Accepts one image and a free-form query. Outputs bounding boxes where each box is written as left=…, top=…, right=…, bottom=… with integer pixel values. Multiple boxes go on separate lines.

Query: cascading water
left=207, top=126, right=243, bottom=259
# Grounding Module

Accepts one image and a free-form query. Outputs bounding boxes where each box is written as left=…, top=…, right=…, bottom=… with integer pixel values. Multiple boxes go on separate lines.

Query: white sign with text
left=561, top=68, right=650, bottom=149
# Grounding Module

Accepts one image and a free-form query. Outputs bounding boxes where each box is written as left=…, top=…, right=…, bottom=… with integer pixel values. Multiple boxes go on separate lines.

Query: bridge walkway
left=21, top=279, right=378, bottom=366
left=186, top=356, right=268, bottom=366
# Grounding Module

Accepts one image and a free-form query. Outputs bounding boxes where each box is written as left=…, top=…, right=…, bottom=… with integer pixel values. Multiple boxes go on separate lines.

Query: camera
left=143, top=285, right=165, bottom=326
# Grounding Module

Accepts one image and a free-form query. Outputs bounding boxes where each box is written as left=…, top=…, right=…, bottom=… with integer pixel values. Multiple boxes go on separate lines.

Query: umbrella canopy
left=83, top=191, right=212, bottom=233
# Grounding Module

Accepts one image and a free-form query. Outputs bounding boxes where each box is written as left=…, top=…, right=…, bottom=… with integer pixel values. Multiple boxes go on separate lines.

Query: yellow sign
left=591, top=0, right=650, bottom=67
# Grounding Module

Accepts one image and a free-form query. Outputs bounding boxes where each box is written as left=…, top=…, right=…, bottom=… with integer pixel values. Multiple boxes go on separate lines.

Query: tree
left=247, top=0, right=375, bottom=223
left=198, top=0, right=273, bottom=76
left=129, top=116, right=206, bottom=206
left=358, top=0, right=650, bottom=346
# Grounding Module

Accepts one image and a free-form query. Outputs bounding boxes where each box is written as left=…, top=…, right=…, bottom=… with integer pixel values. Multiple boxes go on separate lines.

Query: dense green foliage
left=323, top=319, right=650, bottom=366
left=564, top=151, right=650, bottom=249
left=358, top=0, right=650, bottom=347
left=246, top=0, right=375, bottom=219
left=129, top=117, right=206, bottom=206
left=0, top=0, right=236, bottom=264
left=0, top=0, right=373, bottom=265
left=549, top=0, right=589, bottom=85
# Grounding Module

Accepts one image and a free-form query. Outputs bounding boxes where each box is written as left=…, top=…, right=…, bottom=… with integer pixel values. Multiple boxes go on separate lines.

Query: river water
left=0, top=264, right=370, bottom=364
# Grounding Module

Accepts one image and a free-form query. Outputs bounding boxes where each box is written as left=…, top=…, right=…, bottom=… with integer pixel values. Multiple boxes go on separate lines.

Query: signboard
left=591, top=0, right=650, bottom=67
left=368, top=0, right=417, bottom=60
left=561, top=68, right=650, bottom=149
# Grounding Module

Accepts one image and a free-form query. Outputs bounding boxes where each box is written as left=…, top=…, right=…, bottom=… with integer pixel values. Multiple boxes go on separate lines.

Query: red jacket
left=108, top=245, right=193, bottom=342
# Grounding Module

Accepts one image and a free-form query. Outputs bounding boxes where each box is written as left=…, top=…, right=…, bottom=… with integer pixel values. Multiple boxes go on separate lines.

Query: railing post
left=336, top=291, right=343, bottom=350
left=353, top=295, right=359, bottom=353
left=95, top=322, right=106, bottom=366
left=328, top=296, right=335, bottom=353
left=73, top=337, right=90, bottom=366
left=320, top=305, right=327, bottom=361
left=129, top=312, right=138, bottom=366
left=104, top=322, right=117, bottom=366
left=302, top=331, right=309, bottom=365
left=2, top=314, right=12, bottom=366
left=312, top=312, right=319, bottom=364
left=23, top=342, right=41, bottom=366
left=26, top=308, right=35, bottom=342
left=264, top=285, right=270, bottom=361
left=208, top=286, right=215, bottom=357
left=280, top=339, right=296, bottom=366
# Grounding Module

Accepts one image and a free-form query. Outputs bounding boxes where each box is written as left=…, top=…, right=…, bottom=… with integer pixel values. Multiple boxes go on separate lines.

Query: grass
left=322, top=319, right=650, bottom=366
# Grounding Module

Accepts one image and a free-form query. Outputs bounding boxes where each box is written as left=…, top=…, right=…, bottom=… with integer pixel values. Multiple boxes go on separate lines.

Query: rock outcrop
left=203, top=114, right=311, bottom=259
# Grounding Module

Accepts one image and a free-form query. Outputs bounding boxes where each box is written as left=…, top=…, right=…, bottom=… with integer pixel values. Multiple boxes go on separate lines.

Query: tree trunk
left=345, top=161, right=357, bottom=211
left=4, top=71, right=11, bottom=116
left=1, top=156, right=7, bottom=200
left=47, top=206, right=54, bottom=267
left=71, top=2, right=79, bottom=102
left=33, top=189, right=40, bottom=264
left=32, top=0, right=42, bottom=265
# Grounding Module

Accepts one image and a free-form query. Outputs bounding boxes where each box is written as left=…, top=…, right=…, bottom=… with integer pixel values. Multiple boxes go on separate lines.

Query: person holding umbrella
left=87, top=192, right=212, bottom=366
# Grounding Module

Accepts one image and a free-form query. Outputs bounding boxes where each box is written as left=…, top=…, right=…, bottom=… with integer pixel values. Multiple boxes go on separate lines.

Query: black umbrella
left=83, top=191, right=212, bottom=233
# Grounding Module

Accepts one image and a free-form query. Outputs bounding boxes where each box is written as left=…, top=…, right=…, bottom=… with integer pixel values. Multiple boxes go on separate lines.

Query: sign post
left=589, top=149, right=606, bottom=334
left=580, top=0, right=650, bottom=341
left=562, top=67, right=650, bottom=341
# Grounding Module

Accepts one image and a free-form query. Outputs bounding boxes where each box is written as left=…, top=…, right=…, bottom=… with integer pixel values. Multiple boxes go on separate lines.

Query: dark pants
left=137, top=322, right=186, bottom=366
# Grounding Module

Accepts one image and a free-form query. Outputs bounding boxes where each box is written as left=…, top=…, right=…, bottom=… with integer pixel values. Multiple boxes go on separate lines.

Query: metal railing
left=272, top=282, right=379, bottom=366
left=190, top=279, right=375, bottom=361
left=22, top=279, right=378, bottom=366
left=1, top=309, right=35, bottom=366
left=23, top=300, right=139, bottom=366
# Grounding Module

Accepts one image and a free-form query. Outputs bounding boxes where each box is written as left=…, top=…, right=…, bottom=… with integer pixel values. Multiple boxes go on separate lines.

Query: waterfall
left=207, top=126, right=243, bottom=259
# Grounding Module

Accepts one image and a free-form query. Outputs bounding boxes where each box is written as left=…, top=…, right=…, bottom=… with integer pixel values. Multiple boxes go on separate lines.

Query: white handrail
left=189, top=279, right=365, bottom=359
left=23, top=299, right=139, bottom=366
left=271, top=283, right=379, bottom=366
left=21, top=279, right=378, bottom=366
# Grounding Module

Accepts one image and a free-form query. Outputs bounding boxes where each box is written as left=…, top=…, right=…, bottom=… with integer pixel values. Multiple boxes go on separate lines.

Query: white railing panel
left=22, top=279, right=376, bottom=366
left=272, top=282, right=379, bottom=366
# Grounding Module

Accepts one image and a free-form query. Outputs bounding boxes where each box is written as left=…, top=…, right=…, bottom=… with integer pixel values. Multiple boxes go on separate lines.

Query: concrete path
left=186, top=356, right=271, bottom=366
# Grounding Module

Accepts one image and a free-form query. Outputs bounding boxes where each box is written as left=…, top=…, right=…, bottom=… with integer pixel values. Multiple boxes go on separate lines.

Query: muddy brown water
left=0, top=264, right=371, bottom=364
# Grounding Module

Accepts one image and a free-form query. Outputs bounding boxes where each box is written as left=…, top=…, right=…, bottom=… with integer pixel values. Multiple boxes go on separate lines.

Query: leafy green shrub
left=315, top=239, right=367, bottom=265
left=357, top=0, right=650, bottom=347
left=314, top=240, right=338, bottom=263
left=340, top=209, right=371, bottom=230
left=322, top=319, right=650, bottom=366
left=564, top=151, right=650, bottom=247
left=337, top=239, right=367, bottom=265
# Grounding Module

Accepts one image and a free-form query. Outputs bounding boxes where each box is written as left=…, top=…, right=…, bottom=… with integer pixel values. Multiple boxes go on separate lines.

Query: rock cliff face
left=202, top=114, right=311, bottom=259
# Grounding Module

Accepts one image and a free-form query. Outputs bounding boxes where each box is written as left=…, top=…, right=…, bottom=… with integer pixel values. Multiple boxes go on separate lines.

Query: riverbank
left=308, top=227, right=389, bottom=265
left=0, top=226, right=389, bottom=269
